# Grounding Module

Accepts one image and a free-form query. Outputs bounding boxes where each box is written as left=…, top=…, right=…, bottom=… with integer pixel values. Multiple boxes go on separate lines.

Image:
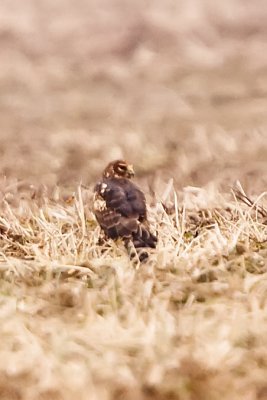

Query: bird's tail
left=132, top=224, right=157, bottom=249
left=125, top=224, right=157, bottom=264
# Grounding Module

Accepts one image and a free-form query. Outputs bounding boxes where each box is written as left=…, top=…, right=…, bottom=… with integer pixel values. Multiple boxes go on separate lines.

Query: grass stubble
left=0, top=177, right=266, bottom=400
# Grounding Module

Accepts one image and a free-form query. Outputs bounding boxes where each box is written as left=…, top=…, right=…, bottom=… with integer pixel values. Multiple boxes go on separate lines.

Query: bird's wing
left=93, top=180, right=140, bottom=239
left=125, top=181, right=147, bottom=220
left=93, top=179, right=157, bottom=252
left=95, top=179, right=146, bottom=218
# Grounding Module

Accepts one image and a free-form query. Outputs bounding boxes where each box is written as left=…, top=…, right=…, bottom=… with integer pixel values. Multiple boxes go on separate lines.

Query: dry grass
left=0, top=180, right=267, bottom=400
left=1, top=0, right=267, bottom=399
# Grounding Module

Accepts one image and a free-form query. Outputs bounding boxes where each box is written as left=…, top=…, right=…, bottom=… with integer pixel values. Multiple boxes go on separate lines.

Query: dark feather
left=101, top=177, right=147, bottom=220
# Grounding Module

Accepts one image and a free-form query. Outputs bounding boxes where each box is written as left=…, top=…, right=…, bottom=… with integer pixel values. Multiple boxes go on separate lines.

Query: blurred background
left=1, top=0, right=267, bottom=191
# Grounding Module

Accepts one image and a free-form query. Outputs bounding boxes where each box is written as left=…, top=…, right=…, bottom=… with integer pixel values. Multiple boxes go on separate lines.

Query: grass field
left=1, top=0, right=267, bottom=399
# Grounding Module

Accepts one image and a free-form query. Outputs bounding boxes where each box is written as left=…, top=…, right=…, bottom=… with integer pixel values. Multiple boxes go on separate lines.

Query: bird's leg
left=97, top=231, right=107, bottom=246
left=124, top=239, right=150, bottom=268
left=124, top=239, right=141, bottom=269
left=97, top=231, right=113, bottom=257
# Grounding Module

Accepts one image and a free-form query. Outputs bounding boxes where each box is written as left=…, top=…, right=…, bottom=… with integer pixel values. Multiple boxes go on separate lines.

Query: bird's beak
left=126, top=165, right=135, bottom=177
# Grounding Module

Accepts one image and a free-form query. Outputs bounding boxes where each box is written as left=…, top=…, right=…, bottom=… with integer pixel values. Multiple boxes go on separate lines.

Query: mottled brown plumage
left=93, top=160, right=157, bottom=262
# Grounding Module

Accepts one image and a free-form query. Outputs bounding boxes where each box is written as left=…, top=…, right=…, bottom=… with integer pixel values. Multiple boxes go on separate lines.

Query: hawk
left=93, top=160, right=157, bottom=262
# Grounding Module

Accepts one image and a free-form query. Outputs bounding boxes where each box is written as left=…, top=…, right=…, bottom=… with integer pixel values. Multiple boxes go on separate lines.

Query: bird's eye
left=117, top=165, right=127, bottom=171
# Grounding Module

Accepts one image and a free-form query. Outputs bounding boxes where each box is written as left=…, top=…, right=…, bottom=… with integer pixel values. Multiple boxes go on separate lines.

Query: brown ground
left=0, top=0, right=267, bottom=399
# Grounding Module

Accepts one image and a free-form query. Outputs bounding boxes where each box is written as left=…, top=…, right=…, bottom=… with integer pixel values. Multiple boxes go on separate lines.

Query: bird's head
left=103, top=160, right=135, bottom=179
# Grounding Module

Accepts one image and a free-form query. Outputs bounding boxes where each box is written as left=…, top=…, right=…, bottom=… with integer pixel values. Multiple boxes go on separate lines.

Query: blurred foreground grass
left=0, top=180, right=266, bottom=400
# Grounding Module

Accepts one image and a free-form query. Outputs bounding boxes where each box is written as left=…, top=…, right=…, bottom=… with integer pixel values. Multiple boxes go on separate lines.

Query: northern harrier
left=93, top=160, right=157, bottom=262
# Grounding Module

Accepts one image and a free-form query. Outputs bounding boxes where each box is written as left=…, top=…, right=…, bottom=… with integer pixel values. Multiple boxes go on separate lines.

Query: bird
left=93, top=160, right=157, bottom=262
